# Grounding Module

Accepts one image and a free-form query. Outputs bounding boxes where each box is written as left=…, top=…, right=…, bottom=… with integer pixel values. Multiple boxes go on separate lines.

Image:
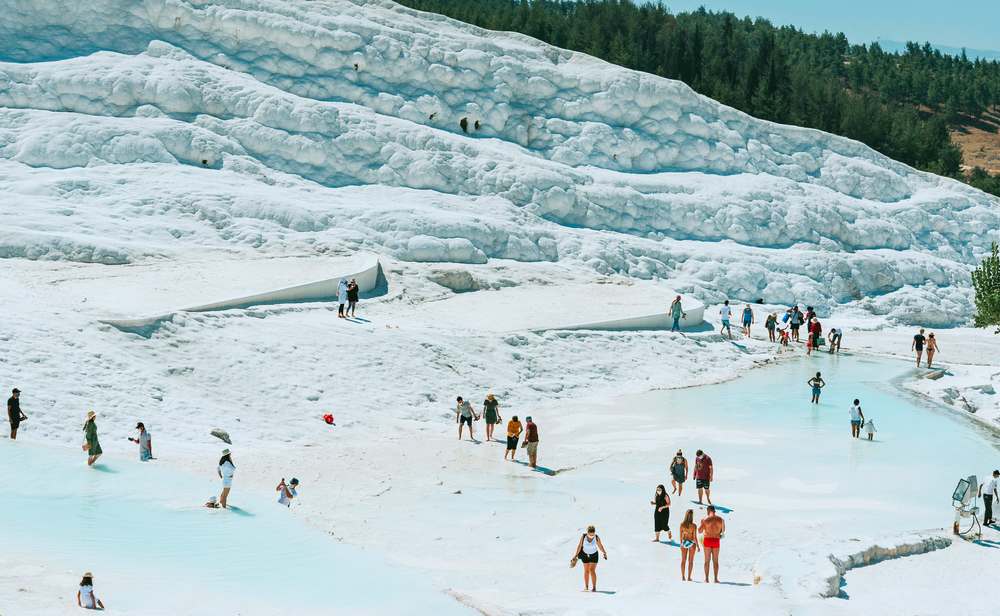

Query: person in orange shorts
left=698, top=506, right=726, bottom=583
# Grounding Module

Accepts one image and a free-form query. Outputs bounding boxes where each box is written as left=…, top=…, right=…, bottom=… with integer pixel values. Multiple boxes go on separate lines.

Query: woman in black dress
left=652, top=484, right=671, bottom=542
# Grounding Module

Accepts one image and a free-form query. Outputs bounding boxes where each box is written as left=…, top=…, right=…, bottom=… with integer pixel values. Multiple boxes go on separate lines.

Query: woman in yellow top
left=504, top=415, right=522, bottom=460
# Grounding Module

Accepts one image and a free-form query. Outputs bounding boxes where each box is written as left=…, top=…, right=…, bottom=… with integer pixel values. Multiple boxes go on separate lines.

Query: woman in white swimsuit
left=572, top=525, right=607, bottom=592
left=679, top=509, right=699, bottom=581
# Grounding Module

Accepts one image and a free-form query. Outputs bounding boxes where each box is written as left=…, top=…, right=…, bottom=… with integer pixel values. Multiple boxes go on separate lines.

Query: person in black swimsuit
left=912, top=328, right=926, bottom=367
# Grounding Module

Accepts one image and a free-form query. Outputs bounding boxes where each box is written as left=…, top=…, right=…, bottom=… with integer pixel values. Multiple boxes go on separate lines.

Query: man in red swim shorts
left=698, top=506, right=726, bottom=583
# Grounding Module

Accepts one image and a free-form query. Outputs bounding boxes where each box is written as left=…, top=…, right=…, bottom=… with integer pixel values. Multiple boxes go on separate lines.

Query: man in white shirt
left=277, top=478, right=299, bottom=507
left=979, top=470, right=999, bottom=525
left=849, top=399, right=865, bottom=438
left=719, top=300, right=733, bottom=341
left=128, top=422, right=153, bottom=461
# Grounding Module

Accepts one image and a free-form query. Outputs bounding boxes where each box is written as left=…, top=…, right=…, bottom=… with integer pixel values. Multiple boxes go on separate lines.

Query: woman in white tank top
left=571, top=525, right=607, bottom=592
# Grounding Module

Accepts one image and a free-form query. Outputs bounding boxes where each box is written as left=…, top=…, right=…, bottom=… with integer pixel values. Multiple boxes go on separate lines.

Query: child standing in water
left=807, top=372, right=825, bottom=403
left=864, top=419, right=876, bottom=440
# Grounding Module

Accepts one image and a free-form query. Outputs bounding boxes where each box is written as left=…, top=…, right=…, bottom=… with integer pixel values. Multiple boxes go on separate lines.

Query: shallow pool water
left=0, top=441, right=473, bottom=615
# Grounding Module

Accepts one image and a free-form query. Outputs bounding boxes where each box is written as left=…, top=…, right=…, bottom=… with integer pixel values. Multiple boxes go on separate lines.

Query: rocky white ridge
left=0, top=0, right=998, bottom=324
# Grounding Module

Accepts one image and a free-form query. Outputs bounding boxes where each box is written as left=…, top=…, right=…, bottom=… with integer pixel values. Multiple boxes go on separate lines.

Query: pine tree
left=972, top=242, right=1000, bottom=334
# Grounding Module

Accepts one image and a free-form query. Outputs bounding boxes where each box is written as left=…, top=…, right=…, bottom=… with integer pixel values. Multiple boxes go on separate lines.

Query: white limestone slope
left=1, top=0, right=999, bottom=323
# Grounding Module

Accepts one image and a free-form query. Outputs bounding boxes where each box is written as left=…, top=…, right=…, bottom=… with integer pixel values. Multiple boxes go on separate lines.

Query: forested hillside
left=398, top=0, right=1000, bottom=193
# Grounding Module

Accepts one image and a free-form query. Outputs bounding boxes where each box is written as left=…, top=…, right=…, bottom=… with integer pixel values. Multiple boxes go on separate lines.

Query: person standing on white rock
left=456, top=396, right=477, bottom=440
left=218, top=449, right=235, bottom=508
left=670, top=296, right=686, bottom=332
left=7, top=387, right=27, bottom=440
left=719, top=301, right=732, bottom=340
left=670, top=450, right=688, bottom=496
left=788, top=306, right=802, bottom=342
left=979, top=470, right=998, bottom=526
left=346, top=279, right=359, bottom=318
left=525, top=416, right=539, bottom=468
left=128, top=422, right=153, bottom=461
left=337, top=277, right=348, bottom=318
left=912, top=328, right=926, bottom=366
left=741, top=304, right=754, bottom=337
left=926, top=333, right=939, bottom=368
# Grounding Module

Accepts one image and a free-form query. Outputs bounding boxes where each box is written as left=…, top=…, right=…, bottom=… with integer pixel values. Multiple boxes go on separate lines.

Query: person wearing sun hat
left=83, top=411, right=103, bottom=466
left=217, top=449, right=235, bottom=508
left=77, top=571, right=105, bottom=609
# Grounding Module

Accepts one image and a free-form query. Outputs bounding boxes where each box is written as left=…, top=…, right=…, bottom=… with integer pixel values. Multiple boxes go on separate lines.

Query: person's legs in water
left=87, top=453, right=101, bottom=466
left=927, top=350, right=935, bottom=369
left=220, top=487, right=230, bottom=508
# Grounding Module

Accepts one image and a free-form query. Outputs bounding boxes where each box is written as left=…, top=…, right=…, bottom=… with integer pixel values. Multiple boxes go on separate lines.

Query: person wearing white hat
left=77, top=572, right=104, bottom=609
left=83, top=411, right=102, bottom=466
left=218, top=449, right=235, bottom=508
left=205, top=495, right=220, bottom=508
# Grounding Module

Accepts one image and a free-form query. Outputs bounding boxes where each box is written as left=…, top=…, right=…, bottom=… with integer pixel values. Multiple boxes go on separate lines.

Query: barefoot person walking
left=504, top=415, right=522, bottom=460
left=694, top=450, right=713, bottom=505
left=719, top=301, right=733, bottom=340
left=926, top=333, right=940, bottom=368
left=572, top=525, right=607, bottom=592
left=850, top=399, right=865, bottom=438
left=83, top=411, right=102, bottom=466
left=652, top=484, right=672, bottom=542
left=483, top=394, right=501, bottom=442
left=218, top=449, right=235, bottom=508
left=698, top=506, right=726, bottom=583
left=456, top=396, right=477, bottom=441
left=808, top=372, right=825, bottom=403
left=741, top=304, right=754, bottom=337
left=525, top=416, right=539, bottom=468
left=670, top=295, right=686, bottom=332
left=912, top=328, right=926, bottom=366
left=670, top=450, right=688, bottom=497
left=679, top=509, right=699, bottom=581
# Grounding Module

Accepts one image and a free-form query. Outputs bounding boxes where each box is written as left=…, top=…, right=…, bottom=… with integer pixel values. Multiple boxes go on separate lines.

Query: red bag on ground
left=323, top=414, right=334, bottom=424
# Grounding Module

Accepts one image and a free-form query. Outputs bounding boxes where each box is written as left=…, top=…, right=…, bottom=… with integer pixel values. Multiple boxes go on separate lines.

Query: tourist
left=828, top=328, right=842, bottom=354
left=864, top=418, right=876, bottom=441
left=849, top=399, right=865, bottom=438
left=7, top=387, right=26, bottom=440
left=525, top=415, right=539, bottom=468
left=83, top=411, right=102, bottom=466
left=456, top=396, right=477, bottom=440
left=670, top=295, right=686, bottom=332
left=571, top=525, right=607, bottom=592
left=912, top=328, right=926, bottom=366
left=679, top=509, right=699, bottom=581
left=765, top=312, right=777, bottom=342
left=77, top=572, right=105, bottom=610
left=694, top=449, right=713, bottom=505
left=128, top=422, right=153, bottom=461
left=979, top=470, right=999, bottom=525
left=808, top=372, right=825, bottom=403
left=779, top=326, right=790, bottom=346
left=346, top=278, right=359, bottom=318
left=652, top=484, right=672, bottom=542
left=719, top=300, right=732, bottom=340
left=670, top=450, right=688, bottom=496
left=505, top=414, right=522, bottom=460
left=926, top=333, right=939, bottom=368
left=205, top=495, right=220, bottom=508
left=277, top=478, right=299, bottom=507
left=804, top=306, right=816, bottom=324
left=337, top=277, right=348, bottom=318
left=698, top=505, right=726, bottom=583
left=218, top=449, right=235, bottom=508
left=741, top=304, right=754, bottom=336
left=483, top=394, right=501, bottom=441
left=806, top=317, right=822, bottom=355
left=789, top=306, right=802, bottom=342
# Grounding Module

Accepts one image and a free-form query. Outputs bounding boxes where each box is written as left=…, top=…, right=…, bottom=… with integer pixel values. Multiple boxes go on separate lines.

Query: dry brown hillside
left=952, top=108, right=1000, bottom=174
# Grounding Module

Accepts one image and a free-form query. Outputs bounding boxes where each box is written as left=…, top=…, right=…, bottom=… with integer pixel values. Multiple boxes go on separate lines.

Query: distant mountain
left=876, top=40, right=1000, bottom=61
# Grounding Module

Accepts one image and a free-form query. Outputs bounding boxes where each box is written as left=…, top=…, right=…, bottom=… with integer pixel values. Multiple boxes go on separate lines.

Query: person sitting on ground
left=277, top=478, right=299, bottom=507
left=698, top=506, right=726, bottom=583
left=205, top=495, right=220, bottom=508
left=128, top=422, right=153, bottom=461
left=78, top=572, right=105, bottom=610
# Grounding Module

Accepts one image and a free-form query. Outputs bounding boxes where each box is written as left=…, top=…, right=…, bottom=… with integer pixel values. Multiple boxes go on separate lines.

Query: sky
left=662, top=0, right=999, bottom=54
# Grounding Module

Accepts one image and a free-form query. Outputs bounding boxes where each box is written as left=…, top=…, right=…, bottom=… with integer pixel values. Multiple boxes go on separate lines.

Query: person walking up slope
left=571, top=525, right=607, bottom=592
left=741, top=304, right=754, bottom=337
left=456, top=396, right=477, bottom=441
left=694, top=450, right=713, bottom=505
left=652, top=484, right=672, bottom=542
left=670, top=450, right=688, bottom=497
left=483, top=394, right=501, bottom=441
